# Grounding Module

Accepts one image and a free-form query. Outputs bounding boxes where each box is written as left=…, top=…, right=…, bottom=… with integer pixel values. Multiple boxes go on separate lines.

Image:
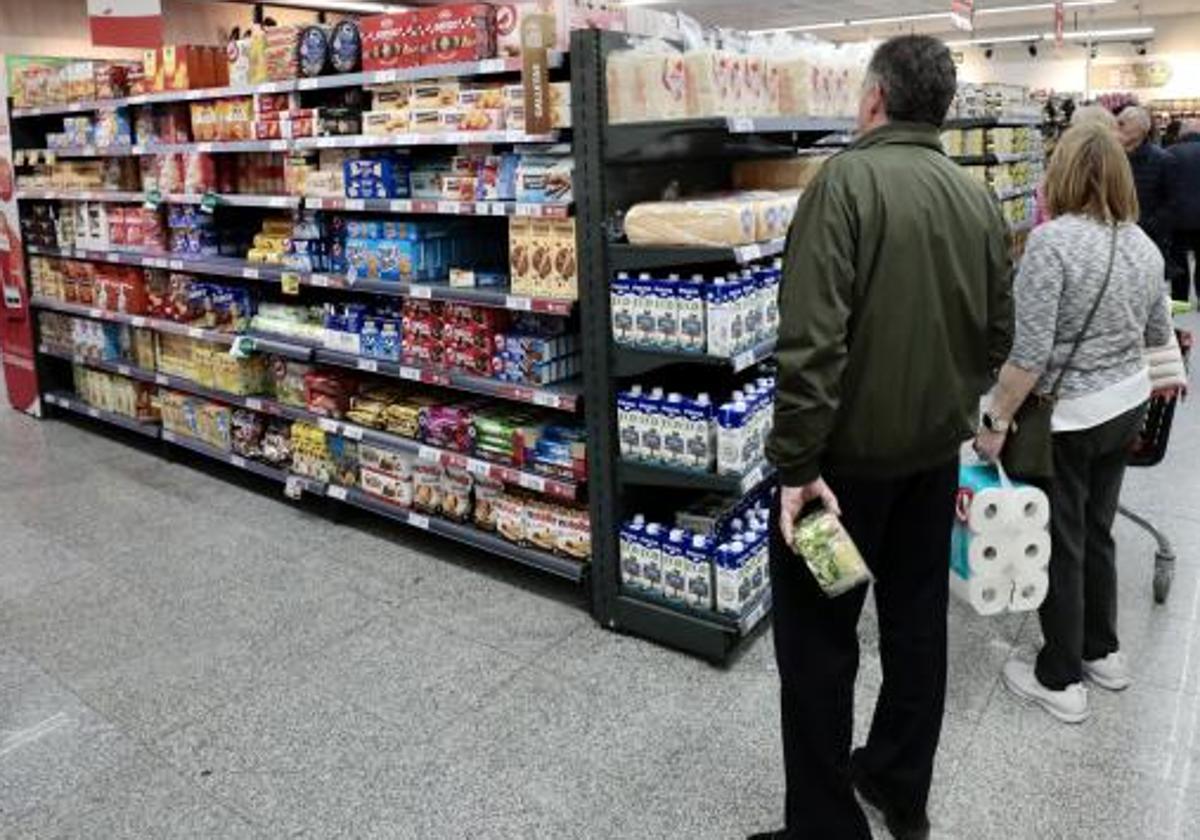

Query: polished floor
left=2, top=329, right=1200, bottom=840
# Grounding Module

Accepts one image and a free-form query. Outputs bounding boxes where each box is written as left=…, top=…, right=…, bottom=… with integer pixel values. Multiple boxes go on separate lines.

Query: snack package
left=791, top=510, right=872, bottom=597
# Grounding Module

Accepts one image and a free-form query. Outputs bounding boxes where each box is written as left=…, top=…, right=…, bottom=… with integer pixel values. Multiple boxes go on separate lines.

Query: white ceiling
left=653, top=0, right=1198, bottom=34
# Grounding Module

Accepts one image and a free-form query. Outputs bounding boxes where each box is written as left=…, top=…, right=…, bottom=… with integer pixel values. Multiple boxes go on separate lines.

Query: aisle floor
left=3, top=324, right=1200, bottom=840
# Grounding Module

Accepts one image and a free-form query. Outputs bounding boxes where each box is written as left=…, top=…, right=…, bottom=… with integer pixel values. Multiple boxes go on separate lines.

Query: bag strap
left=1050, top=224, right=1120, bottom=397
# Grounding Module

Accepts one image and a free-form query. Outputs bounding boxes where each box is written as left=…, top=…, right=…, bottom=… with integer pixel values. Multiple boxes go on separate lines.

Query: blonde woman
left=975, top=123, right=1173, bottom=723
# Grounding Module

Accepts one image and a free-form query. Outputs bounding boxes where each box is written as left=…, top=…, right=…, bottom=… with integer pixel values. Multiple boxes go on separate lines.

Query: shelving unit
left=15, top=39, right=589, bottom=601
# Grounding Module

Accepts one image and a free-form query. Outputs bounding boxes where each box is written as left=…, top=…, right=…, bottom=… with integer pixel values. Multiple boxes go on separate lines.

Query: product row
left=45, top=315, right=586, bottom=481
left=618, top=374, right=775, bottom=476
left=941, top=125, right=1045, bottom=157
left=605, top=37, right=872, bottom=123
left=64, top=366, right=590, bottom=559
left=949, top=83, right=1042, bottom=121
left=611, top=261, right=781, bottom=356
left=960, top=160, right=1046, bottom=199
left=32, top=261, right=580, bottom=386
left=620, top=485, right=775, bottom=617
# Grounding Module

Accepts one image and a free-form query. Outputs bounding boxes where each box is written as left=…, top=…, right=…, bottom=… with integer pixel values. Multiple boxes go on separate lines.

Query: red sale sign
left=1055, top=0, right=1065, bottom=45
left=951, top=0, right=975, bottom=31
left=88, top=0, right=164, bottom=49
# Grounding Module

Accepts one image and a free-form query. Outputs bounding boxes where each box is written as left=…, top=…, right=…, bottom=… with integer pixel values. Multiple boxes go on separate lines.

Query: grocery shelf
left=162, top=428, right=299, bottom=485
left=311, top=347, right=583, bottom=412
left=604, top=116, right=854, bottom=161
left=42, top=391, right=160, bottom=437
left=608, top=238, right=787, bottom=271
left=944, top=115, right=1044, bottom=129
left=292, top=130, right=561, bottom=150
left=610, top=589, right=772, bottom=662
left=994, top=186, right=1037, bottom=202
left=619, top=459, right=773, bottom=495
left=17, top=189, right=145, bottom=203
left=952, top=152, right=1043, bottom=166
left=27, top=244, right=575, bottom=316
left=30, top=296, right=239, bottom=346
left=612, top=339, right=776, bottom=378
left=304, top=196, right=573, bottom=219
left=10, top=55, right=561, bottom=118
left=338, top=487, right=586, bottom=582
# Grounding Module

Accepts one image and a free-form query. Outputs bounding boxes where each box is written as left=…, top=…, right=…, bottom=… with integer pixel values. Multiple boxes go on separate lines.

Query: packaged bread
left=683, top=49, right=741, bottom=118
left=624, top=197, right=757, bottom=248
left=606, top=41, right=686, bottom=123
left=769, top=55, right=815, bottom=117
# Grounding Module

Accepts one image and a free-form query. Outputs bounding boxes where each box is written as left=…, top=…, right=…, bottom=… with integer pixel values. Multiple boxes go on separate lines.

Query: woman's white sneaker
left=1084, top=651, right=1132, bottom=691
left=1002, top=659, right=1091, bottom=724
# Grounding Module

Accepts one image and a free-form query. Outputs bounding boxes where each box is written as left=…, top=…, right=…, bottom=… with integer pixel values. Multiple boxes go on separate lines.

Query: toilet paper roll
left=1012, top=486, right=1050, bottom=529
left=966, top=534, right=1010, bottom=575
left=950, top=571, right=1012, bottom=617
left=966, top=487, right=1018, bottom=534
left=1009, top=530, right=1052, bottom=574
left=1010, top=571, right=1050, bottom=612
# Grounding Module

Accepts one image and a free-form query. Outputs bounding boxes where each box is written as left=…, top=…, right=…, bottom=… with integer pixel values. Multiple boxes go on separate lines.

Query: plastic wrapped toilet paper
left=950, top=571, right=1011, bottom=617
left=1010, top=571, right=1050, bottom=612
left=1013, top=485, right=1050, bottom=529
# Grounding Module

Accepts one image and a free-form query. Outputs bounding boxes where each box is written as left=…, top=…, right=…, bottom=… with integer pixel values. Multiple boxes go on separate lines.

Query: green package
left=791, top=510, right=872, bottom=597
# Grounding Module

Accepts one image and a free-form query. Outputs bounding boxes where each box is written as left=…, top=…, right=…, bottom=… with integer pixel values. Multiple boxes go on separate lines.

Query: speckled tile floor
left=2, top=318, right=1200, bottom=840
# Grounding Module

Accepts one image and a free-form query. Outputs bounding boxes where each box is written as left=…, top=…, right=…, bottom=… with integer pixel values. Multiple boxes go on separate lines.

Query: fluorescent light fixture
left=947, top=25, right=1155, bottom=47
left=751, top=0, right=1116, bottom=35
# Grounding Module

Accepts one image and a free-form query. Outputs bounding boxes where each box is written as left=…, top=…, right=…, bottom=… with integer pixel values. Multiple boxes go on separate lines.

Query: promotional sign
left=1054, top=0, right=1065, bottom=46
left=950, top=0, right=975, bottom=31
left=88, top=0, right=164, bottom=49
left=1089, top=61, right=1173, bottom=91
left=0, top=57, right=40, bottom=415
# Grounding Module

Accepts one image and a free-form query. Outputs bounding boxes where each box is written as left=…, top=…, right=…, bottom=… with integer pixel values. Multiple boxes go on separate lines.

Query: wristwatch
left=982, top=411, right=1011, bottom=433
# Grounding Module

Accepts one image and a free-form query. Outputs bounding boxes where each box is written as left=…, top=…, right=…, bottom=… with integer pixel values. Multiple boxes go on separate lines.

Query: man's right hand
left=779, top=478, right=842, bottom=546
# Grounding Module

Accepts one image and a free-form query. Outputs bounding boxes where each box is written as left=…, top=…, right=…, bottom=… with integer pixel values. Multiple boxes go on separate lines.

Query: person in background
left=1032, top=105, right=1117, bottom=227
left=753, top=35, right=1012, bottom=840
left=1116, top=105, right=1175, bottom=260
left=975, top=122, right=1174, bottom=724
left=1167, top=119, right=1200, bottom=302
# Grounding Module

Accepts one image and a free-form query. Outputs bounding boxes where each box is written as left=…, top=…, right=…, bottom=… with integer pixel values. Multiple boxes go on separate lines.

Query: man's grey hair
left=1119, top=105, right=1152, bottom=135
left=866, top=35, right=958, bottom=128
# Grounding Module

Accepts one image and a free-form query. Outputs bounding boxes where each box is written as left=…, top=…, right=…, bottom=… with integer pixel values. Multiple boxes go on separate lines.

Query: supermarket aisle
left=2, top=319, right=1200, bottom=840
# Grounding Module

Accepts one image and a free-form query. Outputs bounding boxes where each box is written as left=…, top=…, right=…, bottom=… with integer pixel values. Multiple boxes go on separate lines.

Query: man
left=1116, top=105, right=1174, bottom=260
left=753, top=35, right=1012, bottom=840
left=1167, top=119, right=1200, bottom=302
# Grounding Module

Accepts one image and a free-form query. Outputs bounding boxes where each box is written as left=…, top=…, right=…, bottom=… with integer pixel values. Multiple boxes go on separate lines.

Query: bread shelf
left=608, top=238, right=786, bottom=271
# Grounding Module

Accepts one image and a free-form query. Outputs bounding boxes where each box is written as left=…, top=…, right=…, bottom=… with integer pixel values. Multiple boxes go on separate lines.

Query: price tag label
left=732, top=349, right=756, bottom=372
left=375, top=69, right=400, bottom=84
left=200, top=191, right=220, bottom=215
left=132, top=317, right=148, bottom=328
left=491, top=202, right=511, bottom=217
left=317, top=136, right=339, bottom=149
left=196, top=142, right=214, bottom=153
left=242, top=267, right=261, bottom=280
left=408, top=513, right=431, bottom=530
left=309, top=274, right=331, bottom=288
left=317, top=417, right=340, bottom=434
left=245, top=398, right=264, bottom=411
left=532, top=391, right=560, bottom=409
left=131, top=145, right=146, bottom=155
left=169, top=260, right=184, bottom=271
left=504, top=295, right=532, bottom=312
left=356, top=358, right=379, bottom=373
left=88, top=308, right=103, bottom=319
left=281, top=272, right=301, bottom=295
left=117, top=365, right=131, bottom=376
left=417, top=446, right=441, bottom=463
left=437, top=201, right=459, bottom=215
left=738, top=244, right=763, bottom=262
left=518, top=473, right=547, bottom=493
left=466, top=460, right=491, bottom=478
left=341, top=425, right=363, bottom=442
left=328, top=485, right=349, bottom=501
left=268, top=140, right=288, bottom=151
left=188, top=327, right=205, bottom=339
left=284, top=476, right=304, bottom=500
left=408, top=285, right=432, bottom=300
left=162, top=430, right=177, bottom=443
left=298, top=77, right=320, bottom=90
left=86, top=407, right=100, bottom=418
left=389, top=200, right=410, bottom=212
left=156, top=374, right=169, bottom=386
left=399, top=366, right=421, bottom=382
left=729, top=116, right=755, bottom=133
left=143, top=189, right=162, bottom=210
left=231, top=455, right=247, bottom=469
left=345, top=199, right=365, bottom=211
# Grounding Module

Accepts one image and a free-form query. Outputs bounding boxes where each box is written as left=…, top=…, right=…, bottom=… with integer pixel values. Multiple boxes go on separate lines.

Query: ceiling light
left=753, top=21, right=849, bottom=33
left=847, top=12, right=951, bottom=25
left=977, top=0, right=1115, bottom=15
left=946, top=32, right=1045, bottom=46
left=750, top=0, right=1117, bottom=35
left=1051, top=26, right=1155, bottom=39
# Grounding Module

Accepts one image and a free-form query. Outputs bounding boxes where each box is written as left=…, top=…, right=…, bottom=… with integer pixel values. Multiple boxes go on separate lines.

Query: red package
left=116, top=269, right=148, bottom=314
left=305, top=371, right=357, bottom=419
left=361, top=11, right=423, bottom=72
left=255, top=117, right=283, bottom=140
left=419, top=4, right=496, bottom=66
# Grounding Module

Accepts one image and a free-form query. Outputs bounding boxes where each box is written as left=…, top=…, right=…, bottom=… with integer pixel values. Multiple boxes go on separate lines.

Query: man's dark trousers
left=768, top=459, right=958, bottom=839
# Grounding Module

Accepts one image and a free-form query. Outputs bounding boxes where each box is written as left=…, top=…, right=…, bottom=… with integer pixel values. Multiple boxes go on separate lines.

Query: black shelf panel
left=610, top=590, right=772, bottom=662
left=619, top=460, right=773, bottom=495
left=952, top=152, right=1043, bottom=166
left=608, top=238, right=786, bottom=271
left=42, top=392, right=160, bottom=437
left=944, top=115, right=1044, bottom=129
left=604, top=117, right=855, bottom=162
left=612, top=339, right=776, bottom=378
left=340, top=488, right=586, bottom=582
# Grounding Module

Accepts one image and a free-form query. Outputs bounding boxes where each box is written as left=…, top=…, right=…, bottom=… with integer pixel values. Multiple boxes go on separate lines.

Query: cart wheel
left=1153, top=553, right=1175, bottom=605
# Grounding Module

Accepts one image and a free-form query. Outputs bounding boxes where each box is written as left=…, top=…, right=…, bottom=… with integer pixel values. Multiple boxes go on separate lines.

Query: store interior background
left=4, top=0, right=1199, bottom=102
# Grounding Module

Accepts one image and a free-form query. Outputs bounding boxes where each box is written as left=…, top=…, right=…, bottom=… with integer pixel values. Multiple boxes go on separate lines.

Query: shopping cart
left=1118, top=329, right=1193, bottom=604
